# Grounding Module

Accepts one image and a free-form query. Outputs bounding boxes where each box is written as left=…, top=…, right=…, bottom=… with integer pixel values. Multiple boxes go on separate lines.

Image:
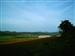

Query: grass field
left=0, top=35, right=38, bottom=44
left=0, top=32, right=73, bottom=56
left=0, top=32, right=58, bottom=44
left=0, top=35, right=65, bottom=56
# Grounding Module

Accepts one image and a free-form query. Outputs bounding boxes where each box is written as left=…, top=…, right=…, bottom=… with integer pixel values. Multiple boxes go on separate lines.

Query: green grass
left=0, top=35, right=38, bottom=44
left=0, top=36, right=64, bottom=56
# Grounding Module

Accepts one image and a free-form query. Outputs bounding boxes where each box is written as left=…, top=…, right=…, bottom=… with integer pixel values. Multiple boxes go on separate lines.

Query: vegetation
left=0, top=20, right=75, bottom=56
left=0, top=31, right=59, bottom=42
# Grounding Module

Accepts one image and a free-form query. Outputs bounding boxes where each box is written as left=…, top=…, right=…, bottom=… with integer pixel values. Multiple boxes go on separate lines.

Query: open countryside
left=0, top=0, right=75, bottom=56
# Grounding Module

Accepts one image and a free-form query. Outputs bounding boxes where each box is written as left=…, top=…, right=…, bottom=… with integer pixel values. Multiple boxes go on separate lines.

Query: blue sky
left=0, top=0, right=75, bottom=32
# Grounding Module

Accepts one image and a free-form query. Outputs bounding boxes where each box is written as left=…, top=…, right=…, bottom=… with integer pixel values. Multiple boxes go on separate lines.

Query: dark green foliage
left=58, top=20, right=74, bottom=32
left=0, top=31, right=17, bottom=36
left=0, top=31, right=59, bottom=39
left=58, top=20, right=75, bottom=55
left=58, top=20, right=75, bottom=39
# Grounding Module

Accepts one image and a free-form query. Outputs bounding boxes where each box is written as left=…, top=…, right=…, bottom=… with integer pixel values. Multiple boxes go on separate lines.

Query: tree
left=58, top=20, right=75, bottom=39
left=58, top=20, right=74, bottom=33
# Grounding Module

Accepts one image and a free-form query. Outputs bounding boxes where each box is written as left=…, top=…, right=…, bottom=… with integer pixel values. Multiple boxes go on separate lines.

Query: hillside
left=0, top=31, right=74, bottom=56
left=0, top=37, right=66, bottom=56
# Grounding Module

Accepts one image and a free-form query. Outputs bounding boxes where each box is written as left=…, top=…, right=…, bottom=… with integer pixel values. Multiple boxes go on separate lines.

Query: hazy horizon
left=0, top=0, right=75, bottom=32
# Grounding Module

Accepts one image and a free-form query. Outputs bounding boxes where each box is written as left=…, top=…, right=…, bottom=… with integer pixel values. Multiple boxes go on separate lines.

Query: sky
left=0, top=0, right=75, bottom=32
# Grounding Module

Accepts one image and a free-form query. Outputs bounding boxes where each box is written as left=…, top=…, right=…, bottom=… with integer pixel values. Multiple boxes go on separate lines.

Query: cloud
left=0, top=0, right=74, bottom=32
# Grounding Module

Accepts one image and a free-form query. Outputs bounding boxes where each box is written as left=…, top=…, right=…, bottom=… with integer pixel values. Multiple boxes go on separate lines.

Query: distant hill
left=0, top=31, right=59, bottom=36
